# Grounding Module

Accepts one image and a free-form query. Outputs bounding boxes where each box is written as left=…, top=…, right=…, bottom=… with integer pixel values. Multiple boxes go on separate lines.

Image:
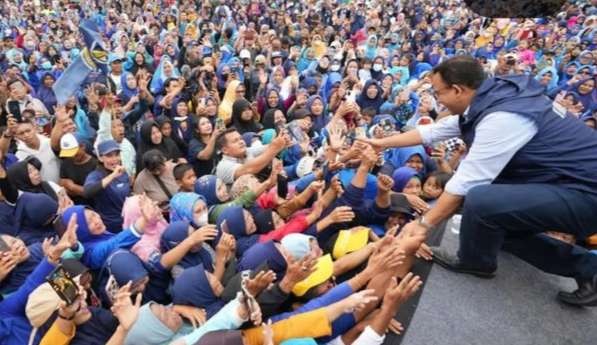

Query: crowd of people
left=0, top=0, right=596, bottom=344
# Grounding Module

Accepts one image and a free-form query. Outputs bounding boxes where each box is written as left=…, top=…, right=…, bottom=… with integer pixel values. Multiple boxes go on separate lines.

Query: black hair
left=6, top=78, right=23, bottom=89
left=173, top=163, right=194, bottom=180
left=215, top=127, right=238, bottom=151
left=143, top=149, right=166, bottom=172
left=431, top=55, right=486, bottom=90
left=163, top=77, right=179, bottom=92
left=424, top=171, right=453, bottom=190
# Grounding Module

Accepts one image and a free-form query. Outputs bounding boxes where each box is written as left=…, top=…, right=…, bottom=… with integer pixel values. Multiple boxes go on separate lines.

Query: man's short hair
left=7, top=78, right=23, bottom=90
left=163, top=77, right=179, bottom=90
left=215, top=127, right=238, bottom=151
left=173, top=163, right=194, bottom=180
left=432, top=55, right=486, bottom=90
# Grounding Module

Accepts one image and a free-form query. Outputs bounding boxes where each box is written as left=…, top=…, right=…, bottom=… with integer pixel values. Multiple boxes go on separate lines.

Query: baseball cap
left=59, top=133, right=80, bottom=158
left=296, top=156, right=315, bottom=178
left=271, top=51, right=283, bottom=59
left=239, top=49, right=251, bottom=60
left=97, top=139, right=120, bottom=156
left=255, top=54, right=266, bottom=65
left=333, top=227, right=370, bottom=259
left=389, top=193, right=415, bottom=215
left=292, top=254, right=334, bottom=297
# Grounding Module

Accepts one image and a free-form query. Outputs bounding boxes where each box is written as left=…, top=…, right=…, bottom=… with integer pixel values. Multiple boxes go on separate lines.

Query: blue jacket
left=81, top=228, right=141, bottom=270
left=0, top=259, right=54, bottom=345
left=462, top=75, right=597, bottom=198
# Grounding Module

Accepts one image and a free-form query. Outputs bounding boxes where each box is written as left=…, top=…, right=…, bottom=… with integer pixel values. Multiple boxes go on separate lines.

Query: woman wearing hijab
left=159, top=220, right=216, bottom=276
left=384, top=145, right=433, bottom=177
left=356, top=80, right=384, bottom=114
left=60, top=198, right=156, bottom=269
left=35, top=73, right=57, bottom=115
left=12, top=192, right=58, bottom=245
left=258, top=88, right=287, bottom=117
left=392, top=166, right=422, bottom=195
left=305, top=95, right=329, bottom=134
left=0, top=233, right=44, bottom=294
left=150, top=57, right=181, bottom=95
left=122, top=195, right=169, bottom=263
left=261, top=108, right=286, bottom=130
left=230, top=99, right=262, bottom=134
left=137, top=120, right=182, bottom=172
left=169, top=192, right=210, bottom=228
left=7, top=156, right=60, bottom=201
left=156, top=115, right=188, bottom=157
left=570, top=78, right=597, bottom=111
left=98, top=249, right=151, bottom=306
left=171, top=264, right=226, bottom=319
left=119, top=72, right=139, bottom=105
left=535, top=67, right=560, bottom=93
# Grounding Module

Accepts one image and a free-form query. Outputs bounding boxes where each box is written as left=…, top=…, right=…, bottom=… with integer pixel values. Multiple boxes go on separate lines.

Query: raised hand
left=42, top=213, right=78, bottom=263
left=190, top=224, right=218, bottom=245
left=327, top=124, right=346, bottom=151
left=283, top=254, right=318, bottom=286
left=245, top=270, right=276, bottom=296
left=215, top=232, right=235, bottom=261
left=415, top=243, right=433, bottom=261
left=376, top=174, right=394, bottom=193
left=330, top=176, right=344, bottom=196
left=110, top=282, right=143, bottom=331
left=383, top=273, right=422, bottom=308
left=342, top=289, right=379, bottom=313
left=327, top=206, right=355, bottom=224
left=139, top=194, right=162, bottom=223
left=0, top=253, right=18, bottom=282
left=404, top=194, right=429, bottom=214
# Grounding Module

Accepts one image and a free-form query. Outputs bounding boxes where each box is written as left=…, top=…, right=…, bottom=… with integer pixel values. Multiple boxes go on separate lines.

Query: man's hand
left=376, top=174, right=394, bottom=193
left=365, top=236, right=405, bottom=276
left=395, top=221, right=428, bottom=255
left=330, top=176, right=344, bottom=196
left=54, top=105, right=72, bottom=124
left=360, top=145, right=379, bottom=167
left=270, top=131, right=292, bottom=152
left=280, top=254, right=318, bottom=291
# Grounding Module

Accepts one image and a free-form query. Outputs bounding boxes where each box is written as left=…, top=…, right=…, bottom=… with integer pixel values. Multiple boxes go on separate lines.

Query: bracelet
left=418, top=216, right=433, bottom=231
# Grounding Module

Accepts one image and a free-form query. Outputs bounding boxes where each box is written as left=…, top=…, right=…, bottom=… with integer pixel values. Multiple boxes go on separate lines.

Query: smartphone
left=46, top=265, right=79, bottom=305
left=0, top=236, right=10, bottom=252
left=105, top=274, right=119, bottom=303
left=277, top=174, right=288, bottom=199
left=215, top=117, right=226, bottom=131
left=7, top=100, right=21, bottom=122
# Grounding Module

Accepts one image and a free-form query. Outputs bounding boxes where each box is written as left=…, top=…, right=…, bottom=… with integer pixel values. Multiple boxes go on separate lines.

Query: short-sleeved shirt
left=215, top=146, right=267, bottom=185
left=60, top=157, right=97, bottom=205
left=188, top=138, right=216, bottom=178
left=84, top=169, right=130, bottom=232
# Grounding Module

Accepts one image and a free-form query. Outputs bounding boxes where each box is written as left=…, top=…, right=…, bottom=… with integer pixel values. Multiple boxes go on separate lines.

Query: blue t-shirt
left=84, top=170, right=130, bottom=232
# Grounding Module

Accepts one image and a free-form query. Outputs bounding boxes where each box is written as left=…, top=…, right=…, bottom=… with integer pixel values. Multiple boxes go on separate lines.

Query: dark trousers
left=458, top=184, right=597, bottom=281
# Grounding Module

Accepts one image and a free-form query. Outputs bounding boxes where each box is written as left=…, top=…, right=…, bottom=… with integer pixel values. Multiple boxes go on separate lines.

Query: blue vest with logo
left=460, top=75, right=597, bottom=194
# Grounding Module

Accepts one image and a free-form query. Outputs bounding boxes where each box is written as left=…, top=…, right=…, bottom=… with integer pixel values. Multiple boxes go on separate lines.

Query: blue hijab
left=386, top=145, right=430, bottom=176
left=237, top=240, right=287, bottom=279
left=160, top=221, right=214, bottom=270
left=216, top=206, right=258, bottom=257
left=62, top=205, right=113, bottom=245
left=169, top=192, right=207, bottom=224
left=357, top=79, right=384, bottom=113
left=306, top=95, right=329, bottom=132
left=535, top=67, right=560, bottom=92
left=119, top=72, right=139, bottom=104
left=194, top=175, right=222, bottom=206
left=392, top=167, right=419, bottom=193
left=171, top=264, right=225, bottom=318
left=150, top=57, right=180, bottom=94
left=15, top=193, right=58, bottom=245
left=99, top=249, right=149, bottom=306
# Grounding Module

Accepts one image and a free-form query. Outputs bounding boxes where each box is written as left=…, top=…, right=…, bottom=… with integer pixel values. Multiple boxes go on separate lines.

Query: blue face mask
left=41, top=61, right=52, bottom=70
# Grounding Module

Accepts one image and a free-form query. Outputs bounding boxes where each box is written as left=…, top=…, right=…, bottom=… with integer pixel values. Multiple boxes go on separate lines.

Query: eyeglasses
left=431, top=85, right=453, bottom=98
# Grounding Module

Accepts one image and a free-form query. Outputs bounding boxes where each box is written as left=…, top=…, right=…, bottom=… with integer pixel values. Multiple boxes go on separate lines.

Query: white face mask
left=194, top=211, right=209, bottom=227
left=331, top=64, right=341, bottom=72
left=373, top=63, right=383, bottom=72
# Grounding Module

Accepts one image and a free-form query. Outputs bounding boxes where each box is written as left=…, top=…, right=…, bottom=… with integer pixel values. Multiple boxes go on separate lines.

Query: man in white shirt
left=12, top=118, right=60, bottom=183
left=215, top=128, right=290, bottom=185
left=364, top=56, right=597, bottom=307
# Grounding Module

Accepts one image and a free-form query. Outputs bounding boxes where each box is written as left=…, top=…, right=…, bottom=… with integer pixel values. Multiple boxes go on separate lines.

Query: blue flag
left=53, top=20, right=108, bottom=104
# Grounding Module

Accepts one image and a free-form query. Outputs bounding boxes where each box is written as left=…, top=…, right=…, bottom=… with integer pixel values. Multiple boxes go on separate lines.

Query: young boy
left=173, top=163, right=197, bottom=192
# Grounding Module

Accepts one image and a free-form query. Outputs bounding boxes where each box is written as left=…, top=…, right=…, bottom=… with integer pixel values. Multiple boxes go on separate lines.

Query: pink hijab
left=122, top=195, right=169, bottom=262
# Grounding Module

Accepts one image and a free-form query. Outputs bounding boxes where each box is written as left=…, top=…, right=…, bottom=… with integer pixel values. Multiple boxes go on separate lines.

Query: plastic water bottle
left=450, top=214, right=462, bottom=235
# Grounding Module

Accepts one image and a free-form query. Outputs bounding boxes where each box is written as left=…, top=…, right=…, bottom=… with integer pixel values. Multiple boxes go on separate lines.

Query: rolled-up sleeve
left=444, top=112, right=538, bottom=196
left=417, top=115, right=462, bottom=146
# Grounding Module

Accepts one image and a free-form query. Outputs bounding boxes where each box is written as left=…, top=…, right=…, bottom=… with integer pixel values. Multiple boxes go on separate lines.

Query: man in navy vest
left=364, top=56, right=597, bottom=307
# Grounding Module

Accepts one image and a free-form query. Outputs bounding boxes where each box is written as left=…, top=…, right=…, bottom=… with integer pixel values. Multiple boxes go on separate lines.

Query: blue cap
left=97, top=139, right=120, bottom=156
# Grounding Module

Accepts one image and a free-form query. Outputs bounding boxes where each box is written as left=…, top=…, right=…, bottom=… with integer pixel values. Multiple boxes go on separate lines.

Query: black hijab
left=137, top=120, right=182, bottom=171
left=231, top=99, right=262, bottom=134
left=7, top=156, right=58, bottom=201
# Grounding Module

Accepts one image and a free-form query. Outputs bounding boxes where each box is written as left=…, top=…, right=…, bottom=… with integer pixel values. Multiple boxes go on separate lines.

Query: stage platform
left=384, top=217, right=597, bottom=345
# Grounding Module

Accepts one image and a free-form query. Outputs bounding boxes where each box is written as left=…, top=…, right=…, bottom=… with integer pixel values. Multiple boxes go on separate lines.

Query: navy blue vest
left=460, top=75, right=597, bottom=194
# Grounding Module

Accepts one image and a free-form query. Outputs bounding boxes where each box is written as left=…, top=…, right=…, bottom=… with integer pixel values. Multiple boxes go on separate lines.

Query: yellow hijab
left=217, top=79, right=241, bottom=124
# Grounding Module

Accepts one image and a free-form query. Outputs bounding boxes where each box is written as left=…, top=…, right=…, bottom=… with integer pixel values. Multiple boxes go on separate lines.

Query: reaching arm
left=234, top=145, right=284, bottom=179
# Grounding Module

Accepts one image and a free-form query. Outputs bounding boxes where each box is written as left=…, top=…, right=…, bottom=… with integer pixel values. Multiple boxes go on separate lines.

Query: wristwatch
left=418, top=215, right=433, bottom=231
